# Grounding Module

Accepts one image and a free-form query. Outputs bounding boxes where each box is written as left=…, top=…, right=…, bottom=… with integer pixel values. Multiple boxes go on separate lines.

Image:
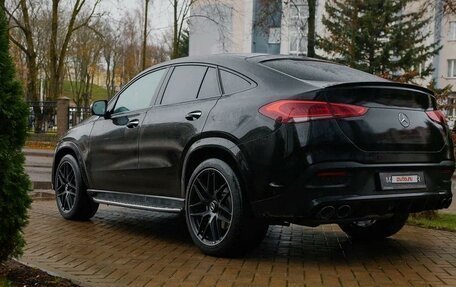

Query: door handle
left=185, top=111, right=202, bottom=121
left=126, top=119, right=140, bottom=128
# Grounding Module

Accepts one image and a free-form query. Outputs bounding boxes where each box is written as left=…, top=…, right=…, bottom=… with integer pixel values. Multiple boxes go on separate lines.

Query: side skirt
left=87, top=189, right=184, bottom=213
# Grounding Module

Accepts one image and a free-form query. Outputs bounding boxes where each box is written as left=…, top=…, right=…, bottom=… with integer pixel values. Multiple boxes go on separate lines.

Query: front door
left=87, top=68, right=168, bottom=193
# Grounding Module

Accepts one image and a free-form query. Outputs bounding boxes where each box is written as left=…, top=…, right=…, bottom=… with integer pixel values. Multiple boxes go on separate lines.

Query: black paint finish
left=53, top=54, right=454, bottom=224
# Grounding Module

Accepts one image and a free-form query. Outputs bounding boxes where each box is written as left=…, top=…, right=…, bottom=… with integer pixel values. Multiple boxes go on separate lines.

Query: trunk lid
left=321, top=82, right=447, bottom=152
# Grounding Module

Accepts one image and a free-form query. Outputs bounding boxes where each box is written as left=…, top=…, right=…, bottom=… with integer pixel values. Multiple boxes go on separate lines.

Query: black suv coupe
left=52, top=54, right=454, bottom=256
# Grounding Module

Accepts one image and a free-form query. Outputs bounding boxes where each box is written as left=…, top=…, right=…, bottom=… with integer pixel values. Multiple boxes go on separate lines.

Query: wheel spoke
left=190, top=210, right=208, bottom=217
left=189, top=201, right=205, bottom=209
left=219, top=190, right=230, bottom=204
left=67, top=190, right=76, bottom=196
left=67, top=182, right=77, bottom=191
left=210, top=217, right=220, bottom=241
left=67, top=171, right=75, bottom=184
left=194, top=179, right=211, bottom=201
left=217, top=213, right=231, bottom=224
left=200, top=217, right=211, bottom=239
left=58, top=170, right=66, bottom=183
left=211, top=172, right=216, bottom=196
left=219, top=205, right=232, bottom=218
left=214, top=183, right=227, bottom=197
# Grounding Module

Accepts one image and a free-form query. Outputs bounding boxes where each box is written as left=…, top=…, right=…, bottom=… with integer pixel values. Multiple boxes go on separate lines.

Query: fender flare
left=180, top=137, right=252, bottom=198
left=52, top=141, right=90, bottom=189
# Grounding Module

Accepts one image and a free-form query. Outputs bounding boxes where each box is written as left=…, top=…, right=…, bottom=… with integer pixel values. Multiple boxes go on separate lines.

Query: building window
left=446, top=97, right=456, bottom=118
left=288, top=3, right=308, bottom=56
left=449, top=22, right=456, bottom=41
left=448, top=59, right=456, bottom=78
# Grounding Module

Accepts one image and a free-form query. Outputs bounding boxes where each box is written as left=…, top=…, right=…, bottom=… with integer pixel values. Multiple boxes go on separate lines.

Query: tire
left=185, top=159, right=268, bottom=257
left=338, top=213, right=409, bottom=240
left=54, top=154, right=99, bottom=220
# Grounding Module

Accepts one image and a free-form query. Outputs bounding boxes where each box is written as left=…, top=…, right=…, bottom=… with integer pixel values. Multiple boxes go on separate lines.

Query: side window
left=198, top=67, right=220, bottom=99
left=220, top=70, right=252, bottom=95
left=161, top=65, right=207, bottom=105
left=113, top=69, right=167, bottom=114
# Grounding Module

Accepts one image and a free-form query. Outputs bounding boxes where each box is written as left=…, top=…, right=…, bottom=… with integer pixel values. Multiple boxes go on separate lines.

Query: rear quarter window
left=262, top=60, right=382, bottom=82
left=220, top=70, right=252, bottom=94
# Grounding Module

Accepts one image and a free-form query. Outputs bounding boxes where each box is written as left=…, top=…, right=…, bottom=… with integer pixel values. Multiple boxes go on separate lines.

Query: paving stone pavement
left=21, top=200, right=456, bottom=287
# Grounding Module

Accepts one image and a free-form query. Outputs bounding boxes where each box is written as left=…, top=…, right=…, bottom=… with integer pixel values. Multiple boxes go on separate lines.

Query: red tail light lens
left=426, top=110, right=446, bottom=124
left=259, top=100, right=368, bottom=123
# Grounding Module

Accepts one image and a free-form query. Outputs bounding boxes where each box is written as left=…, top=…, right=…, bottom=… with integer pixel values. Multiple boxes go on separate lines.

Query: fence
left=27, top=101, right=92, bottom=134
left=27, top=101, right=57, bottom=133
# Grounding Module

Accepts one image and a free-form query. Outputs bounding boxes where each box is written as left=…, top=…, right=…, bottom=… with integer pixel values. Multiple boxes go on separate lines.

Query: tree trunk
left=307, top=0, right=316, bottom=57
left=142, top=0, right=149, bottom=70
left=172, top=0, right=179, bottom=59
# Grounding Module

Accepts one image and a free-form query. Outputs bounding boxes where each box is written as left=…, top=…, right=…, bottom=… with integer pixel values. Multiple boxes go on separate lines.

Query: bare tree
left=48, top=0, right=101, bottom=100
left=66, top=24, right=103, bottom=108
left=443, top=0, right=456, bottom=15
left=3, top=0, right=40, bottom=101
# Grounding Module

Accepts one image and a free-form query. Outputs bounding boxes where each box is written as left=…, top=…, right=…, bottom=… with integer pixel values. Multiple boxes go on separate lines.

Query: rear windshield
left=262, top=60, right=382, bottom=82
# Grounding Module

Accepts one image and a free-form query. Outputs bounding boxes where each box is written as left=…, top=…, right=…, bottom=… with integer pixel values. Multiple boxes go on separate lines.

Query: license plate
left=379, top=171, right=426, bottom=190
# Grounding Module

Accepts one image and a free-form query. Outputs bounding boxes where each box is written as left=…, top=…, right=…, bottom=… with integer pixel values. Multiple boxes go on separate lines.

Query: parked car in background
left=52, top=54, right=454, bottom=256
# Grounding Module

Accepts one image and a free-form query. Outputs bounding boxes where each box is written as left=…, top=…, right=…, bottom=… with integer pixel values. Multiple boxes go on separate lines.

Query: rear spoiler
left=325, top=81, right=434, bottom=96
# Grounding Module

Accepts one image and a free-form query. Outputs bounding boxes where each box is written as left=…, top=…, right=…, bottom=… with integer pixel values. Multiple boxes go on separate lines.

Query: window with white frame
left=448, top=59, right=456, bottom=78
left=288, top=2, right=309, bottom=55
left=446, top=97, right=456, bottom=118
left=449, top=21, right=456, bottom=41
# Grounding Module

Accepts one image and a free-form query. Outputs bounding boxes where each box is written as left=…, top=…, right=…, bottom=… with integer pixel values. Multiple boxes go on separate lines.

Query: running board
left=88, top=189, right=184, bottom=213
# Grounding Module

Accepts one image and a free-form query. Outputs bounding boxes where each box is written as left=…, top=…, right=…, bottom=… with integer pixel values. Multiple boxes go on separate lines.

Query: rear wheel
left=338, top=213, right=409, bottom=240
left=185, top=159, right=268, bottom=257
left=55, top=155, right=98, bottom=220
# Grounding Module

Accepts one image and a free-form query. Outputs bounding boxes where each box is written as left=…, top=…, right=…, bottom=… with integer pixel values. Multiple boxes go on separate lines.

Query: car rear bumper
left=251, top=161, right=454, bottom=225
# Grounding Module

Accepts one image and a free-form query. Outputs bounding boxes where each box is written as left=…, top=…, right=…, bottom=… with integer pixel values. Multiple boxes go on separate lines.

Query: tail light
left=426, top=110, right=446, bottom=125
left=259, top=100, right=368, bottom=123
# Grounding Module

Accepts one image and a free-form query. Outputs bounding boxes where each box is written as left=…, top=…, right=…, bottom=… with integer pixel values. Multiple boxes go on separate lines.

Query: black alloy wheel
left=55, top=161, right=77, bottom=213
left=185, top=159, right=269, bottom=257
left=187, top=168, right=233, bottom=245
left=55, top=155, right=99, bottom=220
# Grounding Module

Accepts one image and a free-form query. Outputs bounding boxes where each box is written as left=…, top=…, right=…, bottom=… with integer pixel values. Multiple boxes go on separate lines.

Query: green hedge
left=0, top=6, right=31, bottom=262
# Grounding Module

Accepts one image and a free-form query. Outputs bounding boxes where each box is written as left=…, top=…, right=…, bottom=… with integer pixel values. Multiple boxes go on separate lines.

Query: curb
left=30, top=190, right=54, bottom=201
left=32, top=181, right=52, bottom=190
left=23, top=149, right=54, bottom=158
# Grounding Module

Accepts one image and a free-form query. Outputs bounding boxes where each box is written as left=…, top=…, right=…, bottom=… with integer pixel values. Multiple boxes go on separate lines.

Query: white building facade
left=189, top=0, right=456, bottom=121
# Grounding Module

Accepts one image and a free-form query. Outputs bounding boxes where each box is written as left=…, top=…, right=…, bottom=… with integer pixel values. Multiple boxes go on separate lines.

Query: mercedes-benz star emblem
left=398, top=113, right=410, bottom=128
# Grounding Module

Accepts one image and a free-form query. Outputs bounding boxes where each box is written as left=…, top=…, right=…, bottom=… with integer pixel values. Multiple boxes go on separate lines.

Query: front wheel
left=338, top=213, right=409, bottom=240
left=54, top=155, right=99, bottom=220
left=185, top=159, right=268, bottom=257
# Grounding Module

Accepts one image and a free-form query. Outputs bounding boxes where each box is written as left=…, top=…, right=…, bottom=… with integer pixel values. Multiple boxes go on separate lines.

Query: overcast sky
left=99, top=0, right=173, bottom=37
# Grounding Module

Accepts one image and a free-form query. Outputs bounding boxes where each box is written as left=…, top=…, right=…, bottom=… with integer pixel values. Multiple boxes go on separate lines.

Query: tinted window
left=161, top=66, right=207, bottom=105
left=113, top=69, right=167, bottom=114
left=220, top=70, right=252, bottom=94
left=198, top=67, right=220, bottom=99
left=262, top=60, right=382, bottom=82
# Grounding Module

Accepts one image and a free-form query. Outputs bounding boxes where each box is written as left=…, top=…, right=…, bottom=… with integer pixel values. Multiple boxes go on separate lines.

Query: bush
left=0, top=6, right=31, bottom=262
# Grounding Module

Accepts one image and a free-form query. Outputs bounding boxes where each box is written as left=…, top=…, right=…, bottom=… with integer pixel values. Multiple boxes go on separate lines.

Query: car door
left=87, top=68, right=168, bottom=193
left=137, top=65, right=222, bottom=197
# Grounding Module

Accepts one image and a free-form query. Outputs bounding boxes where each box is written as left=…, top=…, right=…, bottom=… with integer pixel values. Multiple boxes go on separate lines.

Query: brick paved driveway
left=21, top=200, right=456, bottom=287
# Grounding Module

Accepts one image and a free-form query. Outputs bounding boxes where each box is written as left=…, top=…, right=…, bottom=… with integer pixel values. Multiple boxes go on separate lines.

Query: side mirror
left=91, top=100, right=108, bottom=117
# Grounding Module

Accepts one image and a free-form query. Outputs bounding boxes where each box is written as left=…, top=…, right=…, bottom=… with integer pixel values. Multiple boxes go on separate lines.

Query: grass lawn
left=408, top=213, right=456, bottom=232
left=62, top=80, right=109, bottom=102
left=0, top=278, right=10, bottom=287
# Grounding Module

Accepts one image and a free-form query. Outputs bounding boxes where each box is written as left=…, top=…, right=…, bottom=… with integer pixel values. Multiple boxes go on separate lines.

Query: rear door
left=138, top=65, right=222, bottom=197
